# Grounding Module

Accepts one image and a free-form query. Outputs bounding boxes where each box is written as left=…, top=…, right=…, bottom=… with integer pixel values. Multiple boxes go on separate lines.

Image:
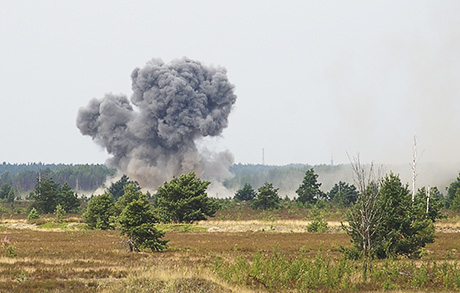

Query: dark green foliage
left=57, top=182, right=80, bottom=212
left=156, top=172, right=218, bottom=223
left=223, top=163, right=343, bottom=192
left=328, top=181, right=358, bottom=207
left=0, top=183, right=13, bottom=200
left=374, top=173, right=432, bottom=258
left=250, top=182, right=281, bottom=210
left=446, top=173, right=460, bottom=208
left=452, top=189, right=460, bottom=212
left=0, top=163, right=116, bottom=192
left=345, top=173, right=440, bottom=259
left=119, top=194, right=168, bottom=252
left=108, top=175, right=140, bottom=200
left=83, top=192, right=116, bottom=230
left=0, top=171, right=13, bottom=187
left=296, top=168, right=325, bottom=204
left=31, top=177, right=80, bottom=214
left=32, top=177, right=61, bottom=214
left=115, top=183, right=142, bottom=213
left=234, top=183, right=256, bottom=201
left=413, top=187, right=444, bottom=221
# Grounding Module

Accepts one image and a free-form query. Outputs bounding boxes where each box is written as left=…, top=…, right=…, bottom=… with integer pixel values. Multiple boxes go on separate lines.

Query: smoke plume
left=77, top=57, right=237, bottom=189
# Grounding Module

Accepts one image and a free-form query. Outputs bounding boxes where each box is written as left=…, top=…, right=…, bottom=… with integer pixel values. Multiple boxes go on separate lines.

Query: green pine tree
left=296, top=168, right=324, bottom=204
left=119, top=194, right=168, bottom=252
left=250, top=182, right=281, bottom=210
left=156, top=172, right=218, bottom=223
left=83, top=192, right=116, bottom=230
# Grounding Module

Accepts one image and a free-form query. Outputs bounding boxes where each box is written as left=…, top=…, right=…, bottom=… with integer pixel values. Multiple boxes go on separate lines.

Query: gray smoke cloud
left=76, top=57, right=237, bottom=189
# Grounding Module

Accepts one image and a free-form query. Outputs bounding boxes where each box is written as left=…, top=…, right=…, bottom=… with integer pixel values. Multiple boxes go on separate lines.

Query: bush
left=306, top=207, right=328, bottom=233
left=345, top=173, right=440, bottom=259
left=54, top=204, right=66, bottom=223
left=27, top=207, right=40, bottom=221
left=306, top=218, right=328, bottom=233
left=83, top=192, right=116, bottom=230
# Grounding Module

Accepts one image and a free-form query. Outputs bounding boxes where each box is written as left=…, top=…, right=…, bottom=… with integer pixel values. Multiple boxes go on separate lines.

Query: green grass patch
left=37, top=222, right=68, bottom=229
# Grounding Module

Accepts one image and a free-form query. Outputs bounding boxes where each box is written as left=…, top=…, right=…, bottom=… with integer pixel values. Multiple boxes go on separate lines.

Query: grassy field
left=1, top=207, right=460, bottom=292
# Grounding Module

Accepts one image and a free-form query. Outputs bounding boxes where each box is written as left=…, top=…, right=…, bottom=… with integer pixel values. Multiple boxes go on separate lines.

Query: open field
left=1, top=215, right=460, bottom=292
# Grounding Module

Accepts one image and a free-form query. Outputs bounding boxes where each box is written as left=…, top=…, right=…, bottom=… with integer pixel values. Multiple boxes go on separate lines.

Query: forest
left=0, top=163, right=116, bottom=193
left=0, top=162, right=351, bottom=194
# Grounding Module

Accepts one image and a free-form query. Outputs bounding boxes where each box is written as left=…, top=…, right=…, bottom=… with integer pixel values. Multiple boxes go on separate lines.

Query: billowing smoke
left=77, top=57, right=237, bottom=189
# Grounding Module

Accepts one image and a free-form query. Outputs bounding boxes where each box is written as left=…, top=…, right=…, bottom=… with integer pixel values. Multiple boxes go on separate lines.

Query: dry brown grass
left=198, top=219, right=343, bottom=233
left=0, top=211, right=460, bottom=292
left=0, top=220, right=353, bottom=292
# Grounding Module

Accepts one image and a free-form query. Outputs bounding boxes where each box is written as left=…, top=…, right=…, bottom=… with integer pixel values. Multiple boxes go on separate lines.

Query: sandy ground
left=2, top=218, right=460, bottom=233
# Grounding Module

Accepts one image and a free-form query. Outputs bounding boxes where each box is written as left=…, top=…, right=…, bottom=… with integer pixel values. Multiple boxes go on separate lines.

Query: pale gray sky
left=1, top=1, right=459, bottom=166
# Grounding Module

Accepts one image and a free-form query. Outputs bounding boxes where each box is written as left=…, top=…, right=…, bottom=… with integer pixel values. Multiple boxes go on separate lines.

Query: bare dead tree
left=346, top=154, right=383, bottom=278
left=426, top=186, right=430, bottom=216
left=411, top=136, right=418, bottom=202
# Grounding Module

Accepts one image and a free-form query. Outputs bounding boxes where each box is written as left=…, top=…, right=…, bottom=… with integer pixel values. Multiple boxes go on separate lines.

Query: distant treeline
left=0, top=162, right=352, bottom=195
left=0, top=163, right=116, bottom=193
left=223, top=163, right=352, bottom=192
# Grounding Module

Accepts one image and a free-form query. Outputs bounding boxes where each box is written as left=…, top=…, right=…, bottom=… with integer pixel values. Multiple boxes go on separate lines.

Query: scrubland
left=1, top=207, right=460, bottom=292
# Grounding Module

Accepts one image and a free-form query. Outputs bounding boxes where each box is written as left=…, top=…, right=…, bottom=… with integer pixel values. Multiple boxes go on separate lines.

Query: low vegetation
left=1, top=164, right=460, bottom=291
left=1, top=214, right=460, bottom=292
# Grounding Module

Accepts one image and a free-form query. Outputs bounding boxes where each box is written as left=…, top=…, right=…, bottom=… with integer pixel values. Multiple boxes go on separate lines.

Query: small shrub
left=54, top=204, right=66, bottom=223
left=306, top=207, right=328, bottom=233
left=306, top=218, right=328, bottom=233
left=412, top=263, right=429, bottom=287
left=1, top=236, right=17, bottom=258
left=27, top=207, right=40, bottom=221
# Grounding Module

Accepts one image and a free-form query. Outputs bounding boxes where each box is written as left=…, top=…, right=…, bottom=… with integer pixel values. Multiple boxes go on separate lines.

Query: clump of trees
left=108, top=175, right=141, bottom=200
left=343, top=158, right=443, bottom=277
left=0, top=163, right=116, bottom=193
left=0, top=183, right=15, bottom=203
left=328, top=181, right=358, bottom=207
left=84, top=183, right=168, bottom=251
left=83, top=172, right=221, bottom=252
left=30, top=176, right=80, bottom=214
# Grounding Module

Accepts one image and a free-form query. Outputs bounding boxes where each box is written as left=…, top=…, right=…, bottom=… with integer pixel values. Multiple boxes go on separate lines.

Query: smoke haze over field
left=1, top=0, right=460, bottom=186
left=77, top=58, right=237, bottom=189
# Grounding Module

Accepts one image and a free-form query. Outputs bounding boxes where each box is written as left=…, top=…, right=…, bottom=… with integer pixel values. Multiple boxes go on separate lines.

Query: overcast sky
left=1, top=1, right=459, bottom=166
